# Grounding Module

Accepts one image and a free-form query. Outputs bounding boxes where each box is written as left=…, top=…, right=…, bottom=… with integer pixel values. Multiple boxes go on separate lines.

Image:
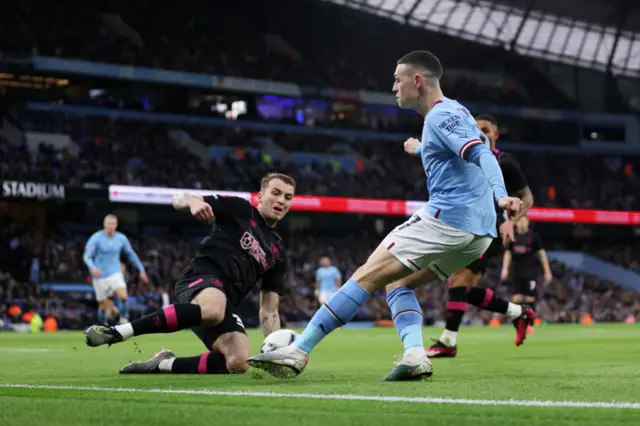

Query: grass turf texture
left=1, top=324, right=639, bottom=426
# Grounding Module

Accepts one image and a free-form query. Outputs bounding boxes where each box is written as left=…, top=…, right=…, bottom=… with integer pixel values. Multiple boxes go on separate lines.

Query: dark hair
left=475, top=114, right=498, bottom=126
left=396, top=50, right=443, bottom=79
left=260, top=172, right=296, bottom=191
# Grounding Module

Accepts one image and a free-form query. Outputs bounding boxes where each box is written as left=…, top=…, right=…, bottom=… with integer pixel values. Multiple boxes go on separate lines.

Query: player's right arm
left=501, top=249, right=512, bottom=281
left=172, top=192, right=214, bottom=221
left=172, top=192, right=249, bottom=221
left=83, top=233, right=102, bottom=277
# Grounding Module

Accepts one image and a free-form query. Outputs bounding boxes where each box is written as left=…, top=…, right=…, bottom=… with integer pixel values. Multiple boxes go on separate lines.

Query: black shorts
left=173, top=273, right=247, bottom=350
left=191, top=309, right=247, bottom=350
left=467, top=238, right=503, bottom=274
left=513, top=277, right=538, bottom=297
left=173, top=273, right=228, bottom=305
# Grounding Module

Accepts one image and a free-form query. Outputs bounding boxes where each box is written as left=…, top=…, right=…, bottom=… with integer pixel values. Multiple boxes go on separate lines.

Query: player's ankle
left=158, top=357, right=176, bottom=372
left=405, top=347, right=426, bottom=358
left=505, top=303, right=522, bottom=321
left=440, top=329, right=457, bottom=347
left=114, top=323, right=134, bottom=339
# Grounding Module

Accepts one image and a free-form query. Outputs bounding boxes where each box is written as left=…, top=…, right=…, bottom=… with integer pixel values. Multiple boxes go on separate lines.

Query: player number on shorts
left=529, top=281, right=536, bottom=291
left=232, top=314, right=245, bottom=329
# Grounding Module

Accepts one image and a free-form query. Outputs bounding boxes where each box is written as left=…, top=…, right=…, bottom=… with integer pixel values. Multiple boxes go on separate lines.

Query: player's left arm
left=334, top=267, right=342, bottom=288
left=259, top=290, right=281, bottom=337
left=404, top=138, right=422, bottom=157
left=534, top=233, right=553, bottom=284
left=259, top=247, right=287, bottom=337
left=501, top=157, right=534, bottom=223
left=121, top=235, right=149, bottom=283
left=510, top=187, right=534, bottom=223
left=429, top=110, right=516, bottom=211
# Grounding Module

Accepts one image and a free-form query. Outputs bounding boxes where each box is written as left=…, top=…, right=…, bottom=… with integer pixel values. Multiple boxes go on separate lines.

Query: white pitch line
left=0, top=348, right=62, bottom=353
left=0, top=384, right=638, bottom=410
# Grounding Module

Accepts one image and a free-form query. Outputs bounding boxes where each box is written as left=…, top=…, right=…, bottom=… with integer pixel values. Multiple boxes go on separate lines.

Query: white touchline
left=0, top=384, right=639, bottom=410
left=0, top=348, right=62, bottom=353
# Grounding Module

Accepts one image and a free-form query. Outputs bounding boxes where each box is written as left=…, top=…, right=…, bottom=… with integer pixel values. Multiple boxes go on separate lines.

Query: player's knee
left=226, top=355, right=249, bottom=373
left=448, top=269, right=475, bottom=290
left=385, top=281, right=401, bottom=294
left=198, top=304, right=225, bottom=325
left=353, top=253, right=410, bottom=292
left=192, top=288, right=227, bottom=325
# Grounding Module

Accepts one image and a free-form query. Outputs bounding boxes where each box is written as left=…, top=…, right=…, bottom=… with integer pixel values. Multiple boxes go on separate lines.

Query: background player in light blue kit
left=315, top=256, right=341, bottom=306
left=83, top=214, right=149, bottom=324
left=248, top=50, right=523, bottom=381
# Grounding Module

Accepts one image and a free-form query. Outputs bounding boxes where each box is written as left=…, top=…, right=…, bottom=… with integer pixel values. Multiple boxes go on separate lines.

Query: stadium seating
left=6, top=109, right=640, bottom=208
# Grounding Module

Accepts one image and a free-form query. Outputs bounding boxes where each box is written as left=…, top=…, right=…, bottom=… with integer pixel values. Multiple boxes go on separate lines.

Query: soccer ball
left=260, top=329, right=300, bottom=353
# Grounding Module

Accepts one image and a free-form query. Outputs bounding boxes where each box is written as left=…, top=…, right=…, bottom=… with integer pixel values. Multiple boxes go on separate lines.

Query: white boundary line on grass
left=0, top=348, right=63, bottom=353
left=1, top=384, right=639, bottom=410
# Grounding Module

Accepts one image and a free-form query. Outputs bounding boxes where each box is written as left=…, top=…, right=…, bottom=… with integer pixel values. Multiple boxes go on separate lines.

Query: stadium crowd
left=1, top=0, right=536, bottom=107
left=4, top=110, right=640, bottom=210
left=1, top=215, right=638, bottom=331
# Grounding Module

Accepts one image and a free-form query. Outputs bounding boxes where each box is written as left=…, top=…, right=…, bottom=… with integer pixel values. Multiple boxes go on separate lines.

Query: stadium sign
left=1, top=181, right=65, bottom=200
left=108, top=184, right=640, bottom=226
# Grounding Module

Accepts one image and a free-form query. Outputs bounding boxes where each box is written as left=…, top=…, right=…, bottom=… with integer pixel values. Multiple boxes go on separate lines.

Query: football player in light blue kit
left=315, top=256, right=341, bottom=306
left=248, top=50, right=523, bottom=380
left=83, top=214, right=149, bottom=324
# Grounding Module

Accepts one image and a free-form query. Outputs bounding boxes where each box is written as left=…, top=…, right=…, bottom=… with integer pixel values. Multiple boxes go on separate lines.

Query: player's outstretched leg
left=85, top=303, right=203, bottom=347
left=85, top=287, right=225, bottom=347
left=120, top=349, right=231, bottom=374
left=122, top=325, right=250, bottom=375
left=427, top=268, right=477, bottom=358
left=382, top=278, right=432, bottom=381
left=471, top=288, right=535, bottom=346
left=248, top=243, right=421, bottom=379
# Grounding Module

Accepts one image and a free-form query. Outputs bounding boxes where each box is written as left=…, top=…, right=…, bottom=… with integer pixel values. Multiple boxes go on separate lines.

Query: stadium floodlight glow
left=322, top=0, right=639, bottom=77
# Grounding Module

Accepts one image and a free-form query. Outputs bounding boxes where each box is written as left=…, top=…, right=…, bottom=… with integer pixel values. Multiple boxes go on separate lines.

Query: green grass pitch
left=1, top=324, right=639, bottom=426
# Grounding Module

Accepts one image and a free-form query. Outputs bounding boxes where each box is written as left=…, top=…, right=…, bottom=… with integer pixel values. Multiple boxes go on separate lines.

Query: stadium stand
left=1, top=0, right=639, bottom=335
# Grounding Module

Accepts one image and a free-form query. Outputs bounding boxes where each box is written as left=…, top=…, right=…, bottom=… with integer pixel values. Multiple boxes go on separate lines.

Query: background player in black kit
left=501, top=216, right=553, bottom=323
left=394, top=114, right=536, bottom=358
left=85, top=173, right=295, bottom=375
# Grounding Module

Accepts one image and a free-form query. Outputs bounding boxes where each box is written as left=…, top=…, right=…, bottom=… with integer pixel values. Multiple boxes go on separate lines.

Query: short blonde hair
left=260, top=173, right=296, bottom=191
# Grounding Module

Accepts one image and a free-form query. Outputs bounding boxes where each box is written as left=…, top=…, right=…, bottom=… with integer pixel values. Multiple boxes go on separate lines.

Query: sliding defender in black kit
left=85, top=173, right=295, bottom=375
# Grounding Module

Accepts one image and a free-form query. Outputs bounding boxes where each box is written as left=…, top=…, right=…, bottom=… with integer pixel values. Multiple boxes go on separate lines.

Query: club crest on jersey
left=240, top=231, right=269, bottom=269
